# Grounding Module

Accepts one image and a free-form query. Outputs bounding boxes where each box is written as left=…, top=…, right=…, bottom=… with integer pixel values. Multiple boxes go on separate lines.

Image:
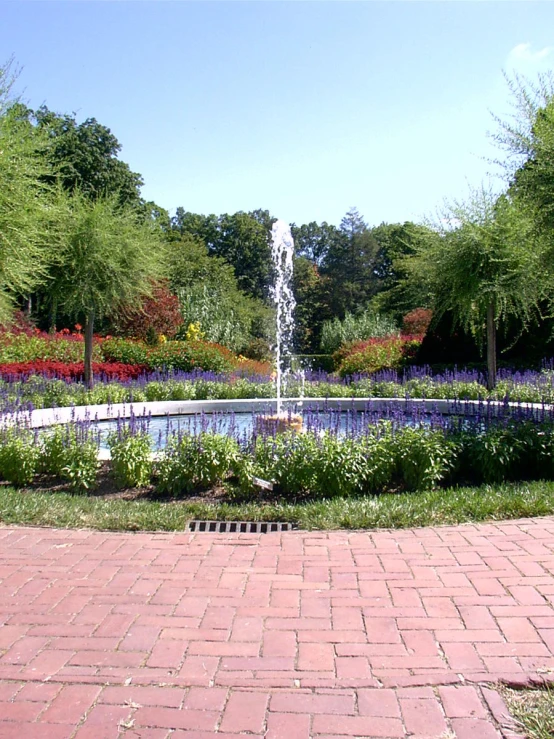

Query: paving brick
left=219, top=691, right=268, bottom=733
left=312, top=714, right=404, bottom=737
left=438, top=685, right=487, bottom=718
left=399, top=696, right=448, bottom=735
left=40, top=684, right=101, bottom=724
left=266, top=712, right=311, bottom=739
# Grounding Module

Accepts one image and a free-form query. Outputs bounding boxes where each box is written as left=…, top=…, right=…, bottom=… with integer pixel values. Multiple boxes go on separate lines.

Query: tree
left=0, top=104, right=55, bottom=325
left=406, top=188, right=542, bottom=388
left=292, top=256, right=332, bottom=353
left=322, top=208, right=381, bottom=316
left=167, top=235, right=272, bottom=352
left=291, top=221, right=341, bottom=266
left=51, top=192, right=166, bottom=387
left=27, top=106, right=144, bottom=207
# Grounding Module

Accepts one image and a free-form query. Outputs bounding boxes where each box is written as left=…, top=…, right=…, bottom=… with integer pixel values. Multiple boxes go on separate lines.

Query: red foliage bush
left=114, top=283, right=184, bottom=341
left=0, top=361, right=147, bottom=381
left=402, top=308, right=432, bottom=336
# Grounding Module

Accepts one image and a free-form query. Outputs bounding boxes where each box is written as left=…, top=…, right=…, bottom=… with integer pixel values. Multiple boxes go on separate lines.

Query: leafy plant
left=108, top=429, right=152, bottom=489
left=0, top=429, right=39, bottom=486
left=320, top=309, right=398, bottom=354
left=156, top=432, right=240, bottom=495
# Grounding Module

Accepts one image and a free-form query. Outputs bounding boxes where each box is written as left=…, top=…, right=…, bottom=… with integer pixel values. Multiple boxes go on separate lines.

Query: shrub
left=101, top=337, right=149, bottom=365
left=402, top=308, right=433, bottom=336
left=394, top=427, right=455, bottom=490
left=147, top=340, right=236, bottom=373
left=0, top=429, right=39, bottom=486
left=320, top=309, right=398, bottom=354
left=39, top=425, right=99, bottom=493
left=336, top=336, right=423, bottom=377
left=156, top=433, right=241, bottom=495
left=0, top=360, right=146, bottom=381
left=108, top=429, right=152, bottom=489
left=113, top=282, right=184, bottom=341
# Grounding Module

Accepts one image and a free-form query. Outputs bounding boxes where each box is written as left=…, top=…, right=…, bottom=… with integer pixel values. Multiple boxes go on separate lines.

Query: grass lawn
left=500, top=685, right=554, bottom=739
left=1, top=479, right=554, bottom=532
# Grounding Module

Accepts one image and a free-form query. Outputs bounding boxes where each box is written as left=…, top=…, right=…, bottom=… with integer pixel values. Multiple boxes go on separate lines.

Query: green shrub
left=147, top=340, right=236, bottom=373
left=336, top=337, right=421, bottom=377
left=39, top=426, right=99, bottom=493
left=100, top=337, right=149, bottom=365
left=108, top=430, right=152, bottom=489
left=394, top=427, right=456, bottom=490
left=320, top=310, right=398, bottom=354
left=0, top=429, right=39, bottom=486
left=156, top=433, right=240, bottom=495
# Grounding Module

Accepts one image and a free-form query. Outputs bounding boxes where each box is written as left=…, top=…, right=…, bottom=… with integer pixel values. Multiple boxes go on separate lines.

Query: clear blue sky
left=2, top=1, right=553, bottom=227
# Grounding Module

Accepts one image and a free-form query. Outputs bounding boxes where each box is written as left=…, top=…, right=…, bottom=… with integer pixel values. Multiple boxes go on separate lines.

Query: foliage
left=156, top=432, right=240, bottom=495
left=108, top=428, right=152, bottom=489
left=0, top=106, right=55, bottom=325
left=402, top=308, right=432, bottom=336
left=0, top=330, right=96, bottom=363
left=113, top=282, right=183, bottom=341
left=335, top=336, right=422, bottom=377
left=168, top=235, right=272, bottom=352
left=0, top=360, right=146, bottom=381
left=28, top=105, right=144, bottom=207
left=321, top=309, right=398, bottom=354
left=39, top=424, right=99, bottom=493
left=147, top=341, right=237, bottom=373
left=0, top=429, right=39, bottom=486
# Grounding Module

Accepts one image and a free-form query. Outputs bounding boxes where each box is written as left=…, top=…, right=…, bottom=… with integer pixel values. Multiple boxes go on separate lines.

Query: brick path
left=1, top=518, right=554, bottom=738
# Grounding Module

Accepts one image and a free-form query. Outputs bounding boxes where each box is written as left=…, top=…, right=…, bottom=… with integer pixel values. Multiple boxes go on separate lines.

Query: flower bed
left=0, top=361, right=147, bottom=382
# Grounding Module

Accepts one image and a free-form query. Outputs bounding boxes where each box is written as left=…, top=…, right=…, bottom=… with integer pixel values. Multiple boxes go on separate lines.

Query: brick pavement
left=0, top=517, right=553, bottom=737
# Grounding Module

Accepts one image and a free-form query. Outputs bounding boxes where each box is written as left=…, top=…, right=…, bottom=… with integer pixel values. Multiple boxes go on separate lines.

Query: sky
left=2, top=1, right=554, bottom=228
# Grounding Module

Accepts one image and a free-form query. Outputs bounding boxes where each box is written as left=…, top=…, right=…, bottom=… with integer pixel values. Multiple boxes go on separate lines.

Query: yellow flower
left=158, top=334, right=167, bottom=343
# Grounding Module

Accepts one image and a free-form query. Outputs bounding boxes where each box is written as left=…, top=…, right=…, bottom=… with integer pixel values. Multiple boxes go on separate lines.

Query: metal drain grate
left=187, top=520, right=297, bottom=534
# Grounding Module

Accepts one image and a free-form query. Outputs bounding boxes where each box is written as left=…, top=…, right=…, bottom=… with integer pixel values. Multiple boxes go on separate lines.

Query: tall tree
left=27, top=106, right=144, bottom=206
left=322, top=207, right=380, bottom=317
left=406, top=189, right=542, bottom=388
left=0, top=104, right=55, bottom=324
left=51, top=192, right=165, bottom=386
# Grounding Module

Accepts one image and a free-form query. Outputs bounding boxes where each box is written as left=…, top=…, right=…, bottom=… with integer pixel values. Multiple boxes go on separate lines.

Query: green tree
left=322, top=208, right=381, bottom=316
left=167, top=235, right=272, bottom=351
left=0, top=102, right=55, bottom=325
left=51, top=192, right=165, bottom=386
left=26, top=106, right=144, bottom=206
left=406, top=189, right=541, bottom=388
left=292, top=256, right=332, bottom=353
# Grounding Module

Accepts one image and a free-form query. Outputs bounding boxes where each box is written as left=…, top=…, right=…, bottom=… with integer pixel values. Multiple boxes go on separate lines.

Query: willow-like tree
left=0, top=69, right=55, bottom=324
left=406, top=188, right=542, bottom=389
left=52, top=192, right=166, bottom=387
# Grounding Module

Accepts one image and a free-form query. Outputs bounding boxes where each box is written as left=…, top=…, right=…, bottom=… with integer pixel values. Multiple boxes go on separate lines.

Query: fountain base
left=256, top=413, right=303, bottom=435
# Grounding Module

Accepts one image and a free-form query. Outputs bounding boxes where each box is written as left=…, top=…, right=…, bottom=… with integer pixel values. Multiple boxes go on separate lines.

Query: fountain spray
left=270, top=219, right=296, bottom=417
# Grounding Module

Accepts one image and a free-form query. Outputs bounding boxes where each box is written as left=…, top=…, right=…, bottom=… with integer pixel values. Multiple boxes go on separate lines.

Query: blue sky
left=2, top=1, right=553, bottom=227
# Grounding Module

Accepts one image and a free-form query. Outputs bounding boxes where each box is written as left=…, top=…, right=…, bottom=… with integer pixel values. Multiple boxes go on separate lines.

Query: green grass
left=500, top=685, right=554, bottom=739
left=1, top=479, right=554, bottom=532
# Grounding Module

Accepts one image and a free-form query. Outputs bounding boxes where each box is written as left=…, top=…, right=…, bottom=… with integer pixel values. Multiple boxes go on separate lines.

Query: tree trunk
left=486, top=299, right=497, bottom=391
left=84, top=310, right=95, bottom=389
left=48, top=296, right=58, bottom=335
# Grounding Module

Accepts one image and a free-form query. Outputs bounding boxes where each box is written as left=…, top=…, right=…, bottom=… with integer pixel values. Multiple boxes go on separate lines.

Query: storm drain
left=187, top=520, right=297, bottom=534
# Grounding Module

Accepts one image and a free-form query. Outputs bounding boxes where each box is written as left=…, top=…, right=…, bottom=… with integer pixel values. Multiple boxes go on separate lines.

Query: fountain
left=257, top=218, right=303, bottom=434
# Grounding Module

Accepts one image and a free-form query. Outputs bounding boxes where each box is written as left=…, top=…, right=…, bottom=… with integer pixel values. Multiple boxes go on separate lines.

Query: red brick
left=270, top=692, right=355, bottom=715
left=497, top=617, right=541, bottom=643
left=41, top=685, right=101, bottom=724
left=298, top=643, right=335, bottom=671
left=400, top=696, right=448, bottom=735
left=134, top=706, right=219, bottom=731
left=266, top=712, right=311, bottom=739
left=312, top=714, right=404, bottom=737
left=219, top=691, right=268, bottom=733
left=450, top=718, right=502, bottom=738
left=99, top=685, right=183, bottom=708
left=438, top=686, right=487, bottom=719
left=263, top=631, right=297, bottom=657
left=0, top=701, right=45, bottom=722
left=183, top=686, right=228, bottom=711
left=358, top=688, right=400, bottom=717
